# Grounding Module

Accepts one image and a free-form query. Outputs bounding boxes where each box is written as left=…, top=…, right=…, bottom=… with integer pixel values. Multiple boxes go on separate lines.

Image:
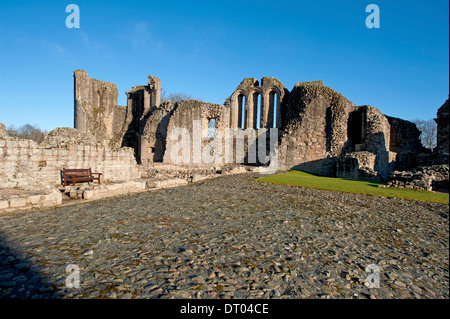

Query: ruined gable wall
left=386, top=116, right=422, bottom=154
left=0, top=124, right=140, bottom=189
left=74, top=70, right=128, bottom=149
left=355, top=106, right=391, bottom=153
left=386, top=116, right=423, bottom=170
left=349, top=106, right=394, bottom=179
left=278, top=82, right=354, bottom=175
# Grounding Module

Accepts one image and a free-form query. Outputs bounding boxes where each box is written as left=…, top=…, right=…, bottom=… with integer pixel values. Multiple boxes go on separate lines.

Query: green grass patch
left=257, top=170, right=449, bottom=204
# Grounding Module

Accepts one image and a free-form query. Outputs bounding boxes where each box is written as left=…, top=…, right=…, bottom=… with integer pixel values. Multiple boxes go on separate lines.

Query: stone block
left=43, top=193, right=55, bottom=202
left=69, top=190, right=78, bottom=199
left=230, top=167, right=246, bottom=174
left=0, top=200, right=9, bottom=210
left=136, top=181, right=146, bottom=189
left=83, top=190, right=95, bottom=200
left=106, top=184, right=121, bottom=192
left=43, top=149, right=53, bottom=157
left=6, top=140, right=18, bottom=148
left=8, top=198, right=27, bottom=208
left=18, top=140, right=31, bottom=148
left=28, top=195, right=44, bottom=205
left=6, top=154, right=18, bottom=162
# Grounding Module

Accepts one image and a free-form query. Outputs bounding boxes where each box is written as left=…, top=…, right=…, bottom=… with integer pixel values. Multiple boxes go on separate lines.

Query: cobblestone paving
left=0, top=173, right=448, bottom=299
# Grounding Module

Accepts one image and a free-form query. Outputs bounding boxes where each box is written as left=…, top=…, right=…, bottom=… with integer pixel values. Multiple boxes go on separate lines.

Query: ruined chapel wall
left=228, top=77, right=288, bottom=130
left=163, top=100, right=230, bottom=165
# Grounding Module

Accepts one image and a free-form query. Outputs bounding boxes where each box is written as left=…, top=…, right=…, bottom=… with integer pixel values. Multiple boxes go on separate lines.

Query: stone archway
left=262, top=88, right=281, bottom=129
left=230, top=90, right=247, bottom=129
left=248, top=88, right=264, bottom=129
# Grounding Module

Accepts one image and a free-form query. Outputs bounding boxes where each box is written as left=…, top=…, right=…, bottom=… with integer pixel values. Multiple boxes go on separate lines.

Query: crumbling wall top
left=43, top=127, right=101, bottom=148
left=0, top=122, right=7, bottom=139
left=294, top=80, right=324, bottom=87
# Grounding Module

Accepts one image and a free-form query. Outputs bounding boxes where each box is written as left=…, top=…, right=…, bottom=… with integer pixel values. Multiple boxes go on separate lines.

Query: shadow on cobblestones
left=0, top=235, right=63, bottom=299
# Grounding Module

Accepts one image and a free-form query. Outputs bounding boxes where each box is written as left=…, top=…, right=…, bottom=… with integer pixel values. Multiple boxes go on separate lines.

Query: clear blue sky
left=0, top=0, right=448, bottom=131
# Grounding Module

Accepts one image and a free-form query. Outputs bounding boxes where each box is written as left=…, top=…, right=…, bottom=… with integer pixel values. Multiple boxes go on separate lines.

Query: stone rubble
left=382, top=164, right=449, bottom=192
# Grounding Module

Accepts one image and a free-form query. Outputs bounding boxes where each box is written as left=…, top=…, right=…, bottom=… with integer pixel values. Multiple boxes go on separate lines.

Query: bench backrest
left=63, top=168, right=92, bottom=176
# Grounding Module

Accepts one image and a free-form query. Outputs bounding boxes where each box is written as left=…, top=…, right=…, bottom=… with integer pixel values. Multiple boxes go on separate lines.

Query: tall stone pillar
left=148, top=75, right=161, bottom=108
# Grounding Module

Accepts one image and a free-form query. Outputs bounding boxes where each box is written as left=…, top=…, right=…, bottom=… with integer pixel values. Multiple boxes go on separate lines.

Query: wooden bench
left=62, top=168, right=102, bottom=186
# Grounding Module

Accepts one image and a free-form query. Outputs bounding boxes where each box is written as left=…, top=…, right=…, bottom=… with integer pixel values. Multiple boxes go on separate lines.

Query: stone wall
left=384, top=164, right=449, bottom=192
left=335, top=151, right=379, bottom=181
left=352, top=106, right=391, bottom=153
left=435, top=98, right=449, bottom=156
left=0, top=124, right=141, bottom=190
left=0, top=187, right=63, bottom=213
left=70, top=70, right=442, bottom=183
left=163, top=99, right=230, bottom=165
left=122, top=76, right=162, bottom=159
left=140, top=102, right=176, bottom=164
left=225, top=77, right=289, bottom=130
left=386, top=116, right=423, bottom=171
left=351, top=106, right=395, bottom=179
left=74, top=70, right=129, bottom=149
left=0, top=123, right=7, bottom=139
left=277, top=82, right=354, bottom=175
left=43, top=127, right=101, bottom=148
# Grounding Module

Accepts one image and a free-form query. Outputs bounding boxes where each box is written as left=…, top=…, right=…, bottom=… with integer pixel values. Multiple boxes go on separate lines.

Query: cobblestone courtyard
left=0, top=173, right=448, bottom=299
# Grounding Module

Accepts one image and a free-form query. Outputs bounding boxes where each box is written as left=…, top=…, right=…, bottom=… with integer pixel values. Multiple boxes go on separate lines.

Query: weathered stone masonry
left=3, top=70, right=447, bottom=205
left=0, top=125, right=140, bottom=190
left=435, top=98, right=449, bottom=157
left=2, top=71, right=446, bottom=214
left=72, top=70, right=447, bottom=182
left=74, top=70, right=129, bottom=150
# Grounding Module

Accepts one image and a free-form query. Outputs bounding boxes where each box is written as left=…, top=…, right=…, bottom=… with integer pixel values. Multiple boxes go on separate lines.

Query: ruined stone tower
left=74, top=70, right=161, bottom=157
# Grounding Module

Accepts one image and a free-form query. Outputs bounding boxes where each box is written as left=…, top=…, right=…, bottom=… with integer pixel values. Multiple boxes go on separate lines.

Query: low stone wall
left=81, top=181, right=147, bottom=200
left=0, top=127, right=141, bottom=189
left=0, top=187, right=62, bottom=214
left=335, top=151, right=379, bottom=181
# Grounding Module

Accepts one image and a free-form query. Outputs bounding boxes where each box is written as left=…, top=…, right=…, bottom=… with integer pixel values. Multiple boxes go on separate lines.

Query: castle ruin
left=73, top=70, right=448, bottom=181
left=0, top=70, right=448, bottom=212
